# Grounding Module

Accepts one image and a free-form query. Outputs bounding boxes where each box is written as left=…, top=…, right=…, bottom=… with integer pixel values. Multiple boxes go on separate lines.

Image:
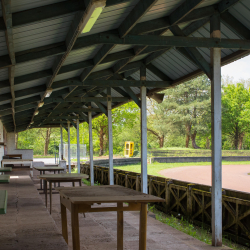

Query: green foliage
left=222, top=83, right=250, bottom=149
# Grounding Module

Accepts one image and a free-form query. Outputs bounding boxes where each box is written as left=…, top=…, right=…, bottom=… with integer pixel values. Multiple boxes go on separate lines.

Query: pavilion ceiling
left=0, top=0, right=249, bottom=132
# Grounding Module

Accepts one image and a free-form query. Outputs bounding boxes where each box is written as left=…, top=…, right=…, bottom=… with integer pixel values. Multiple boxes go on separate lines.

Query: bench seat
left=0, top=190, right=7, bottom=214
left=0, top=175, right=10, bottom=183
left=0, top=167, right=12, bottom=172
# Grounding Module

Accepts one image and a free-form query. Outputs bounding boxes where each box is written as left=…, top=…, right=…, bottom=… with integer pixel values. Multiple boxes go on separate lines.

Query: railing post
left=149, top=177, right=153, bottom=195
left=125, top=173, right=128, bottom=188
left=187, top=184, right=195, bottom=221
left=165, top=180, right=172, bottom=213
left=88, top=109, right=94, bottom=186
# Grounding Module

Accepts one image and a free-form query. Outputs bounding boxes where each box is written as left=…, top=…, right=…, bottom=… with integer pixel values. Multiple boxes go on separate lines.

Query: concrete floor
left=0, top=168, right=232, bottom=250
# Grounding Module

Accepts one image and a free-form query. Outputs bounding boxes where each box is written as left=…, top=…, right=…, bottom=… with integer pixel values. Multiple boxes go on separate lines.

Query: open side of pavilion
left=0, top=0, right=250, bottom=248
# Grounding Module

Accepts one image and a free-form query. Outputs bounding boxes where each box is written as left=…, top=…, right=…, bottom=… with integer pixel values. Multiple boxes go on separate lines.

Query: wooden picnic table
left=1, top=159, right=33, bottom=176
left=57, top=185, right=164, bottom=250
left=34, top=166, right=65, bottom=190
left=38, top=173, right=89, bottom=214
left=0, top=175, right=10, bottom=184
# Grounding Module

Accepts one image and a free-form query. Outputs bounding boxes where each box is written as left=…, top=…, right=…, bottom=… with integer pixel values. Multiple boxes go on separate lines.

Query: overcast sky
left=221, top=55, right=250, bottom=82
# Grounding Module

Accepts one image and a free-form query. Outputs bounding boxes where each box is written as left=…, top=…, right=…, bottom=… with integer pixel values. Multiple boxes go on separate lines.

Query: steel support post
left=88, top=110, right=94, bottom=186
left=76, top=118, right=80, bottom=174
left=210, top=12, right=222, bottom=247
left=67, top=121, right=71, bottom=173
left=140, top=65, right=148, bottom=194
left=60, top=125, right=63, bottom=160
left=107, top=88, right=114, bottom=185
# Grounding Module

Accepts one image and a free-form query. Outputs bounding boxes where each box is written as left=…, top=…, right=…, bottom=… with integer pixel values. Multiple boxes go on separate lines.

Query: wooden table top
left=0, top=167, right=12, bottom=172
left=38, top=173, right=89, bottom=181
left=34, top=166, right=64, bottom=171
left=57, top=185, right=165, bottom=204
left=2, top=159, right=32, bottom=162
left=0, top=175, right=10, bottom=183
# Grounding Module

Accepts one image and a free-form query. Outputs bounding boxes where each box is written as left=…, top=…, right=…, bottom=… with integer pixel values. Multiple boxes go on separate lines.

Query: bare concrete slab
left=0, top=173, right=68, bottom=250
left=32, top=169, right=231, bottom=250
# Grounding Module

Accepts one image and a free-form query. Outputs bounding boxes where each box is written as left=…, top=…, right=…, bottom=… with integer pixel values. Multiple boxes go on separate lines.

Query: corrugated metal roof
left=14, top=56, right=56, bottom=77
left=80, top=0, right=140, bottom=38
left=54, top=69, right=83, bottom=82
left=11, top=0, right=66, bottom=13
left=0, top=0, right=249, bottom=132
left=14, top=78, right=46, bottom=92
left=152, top=48, right=199, bottom=80
left=13, top=13, right=74, bottom=52
left=63, top=45, right=102, bottom=66
left=229, top=0, right=250, bottom=30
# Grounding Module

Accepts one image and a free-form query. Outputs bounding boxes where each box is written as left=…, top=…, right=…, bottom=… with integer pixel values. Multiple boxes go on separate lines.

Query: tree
left=92, top=102, right=140, bottom=156
left=150, top=75, right=211, bottom=149
left=222, top=83, right=250, bottom=149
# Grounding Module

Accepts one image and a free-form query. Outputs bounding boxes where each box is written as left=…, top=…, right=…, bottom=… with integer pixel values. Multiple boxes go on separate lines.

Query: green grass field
left=114, top=161, right=250, bottom=177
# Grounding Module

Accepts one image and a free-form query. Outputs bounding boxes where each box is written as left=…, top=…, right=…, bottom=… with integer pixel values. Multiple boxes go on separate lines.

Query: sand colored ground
left=159, top=164, right=250, bottom=193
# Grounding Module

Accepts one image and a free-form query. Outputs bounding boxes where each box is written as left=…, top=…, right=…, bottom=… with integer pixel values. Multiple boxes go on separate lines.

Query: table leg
left=79, top=180, right=82, bottom=186
left=58, top=171, right=60, bottom=187
left=54, top=171, right=56, bottom=188
left=49, top=181, right=52, bottom=214
left=43, top=171, right=45, bottom=192
left=45, top=180, right=47, bottom=208
left=61, top=197, right=68, bottom=244
left=72, top=182, right=75, bottom=187
left=139, top=203, right=147, bottom=250
left=71, top=203, right=80, bottom=250
left=117, top=202, right=123, bottom=250
left=40, top=171, right=42, bottom=190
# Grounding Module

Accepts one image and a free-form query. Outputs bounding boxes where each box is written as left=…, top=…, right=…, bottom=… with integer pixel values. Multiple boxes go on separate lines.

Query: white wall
left=7, top=132, right=33, bottom=160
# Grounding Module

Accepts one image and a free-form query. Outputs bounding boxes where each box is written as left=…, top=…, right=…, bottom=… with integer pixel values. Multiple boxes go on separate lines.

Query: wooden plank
left=0, top=167, right=12, bottom=172
left=38, top=173, right=88, bottom=181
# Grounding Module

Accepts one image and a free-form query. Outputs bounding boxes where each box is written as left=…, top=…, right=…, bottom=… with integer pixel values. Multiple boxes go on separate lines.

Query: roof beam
left=218, top=0, right=240, bottom=13
left=221, top=11, right=250, bottom=40
left=57, top=79, right=173, bottom=88
left=0, top=0, right=85, bottom=31
left=118, top=0, right=158, bottom=38
left=146, top=64, right=172, bottom=81
left=123, top=87, right=141, bottom=108
left=1, top=0, right=16, bottom=131
left=169, top=0, right=205, bottom=25
left=81, top=33, right=250, bottom=49
left=109, top=0, right=205, bottom=78
left=170, top=25, right=211, bottom=79
left=46, top=97, right=129, bottom=103
left=29, top=0, right=107, bottom=130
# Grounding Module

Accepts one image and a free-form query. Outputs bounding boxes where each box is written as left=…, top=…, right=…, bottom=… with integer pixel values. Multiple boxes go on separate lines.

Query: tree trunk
left=99, top=127, right=104, bottom=156
left=44, top=128, right=51, bottom=155
left=185, top=124, right=191, bottom=148
left=234, top=125, right=239, bottom=150
left=206, top=137, right=210, bottom=149
left=159, top=136, right=164, bottom=148
left=191, top=132, right=200, bottom=149
left=238, top=134, right=244, bottom=150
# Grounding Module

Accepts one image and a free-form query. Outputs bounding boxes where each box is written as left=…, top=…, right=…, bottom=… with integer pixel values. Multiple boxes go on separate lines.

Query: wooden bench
left=0, top=190, right=8, bottom=214
left=0, top=175, right=10, bottom=183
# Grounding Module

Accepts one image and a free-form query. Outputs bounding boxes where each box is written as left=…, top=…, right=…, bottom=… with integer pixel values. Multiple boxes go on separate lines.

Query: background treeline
left=17, top=75, right=250, bottom=156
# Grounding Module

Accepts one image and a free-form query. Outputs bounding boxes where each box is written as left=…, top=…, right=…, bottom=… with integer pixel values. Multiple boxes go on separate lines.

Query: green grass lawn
left=114, top=161, right=250, bottom=177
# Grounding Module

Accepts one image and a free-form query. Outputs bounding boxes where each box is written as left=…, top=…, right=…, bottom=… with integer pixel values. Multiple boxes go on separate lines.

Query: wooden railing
left=81, top=164, right=250, bottom=247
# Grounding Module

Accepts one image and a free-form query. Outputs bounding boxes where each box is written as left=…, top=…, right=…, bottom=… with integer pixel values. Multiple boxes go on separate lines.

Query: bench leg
left=71, top=203, right=80, bottom=250
left=40, top=171, right=42, bottom=190
left=54, top=171, right=56, bottom=188
left=61, top=198, right=68, bottom=244
left=72, top=182, right=75, bottom=187
left=58, top=171, right=60, bottom=187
